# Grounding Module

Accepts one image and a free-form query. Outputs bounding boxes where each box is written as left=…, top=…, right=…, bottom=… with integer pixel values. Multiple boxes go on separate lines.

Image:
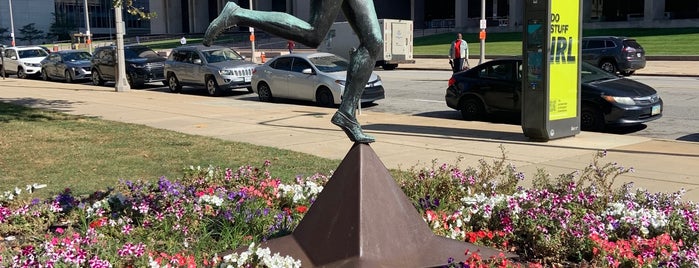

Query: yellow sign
left=548, top=0, right=580, bottom=120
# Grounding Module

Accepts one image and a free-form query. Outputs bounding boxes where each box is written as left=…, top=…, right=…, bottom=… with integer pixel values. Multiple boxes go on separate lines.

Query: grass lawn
left=414, top=27, right=699, bottom=56
left=0, top=102, right=341, bottom=199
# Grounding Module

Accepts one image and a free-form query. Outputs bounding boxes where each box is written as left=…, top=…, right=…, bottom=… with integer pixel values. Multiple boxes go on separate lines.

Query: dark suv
left=581, top=36, right=646, bottom=76
left=91, top=45, right=166, bottom=88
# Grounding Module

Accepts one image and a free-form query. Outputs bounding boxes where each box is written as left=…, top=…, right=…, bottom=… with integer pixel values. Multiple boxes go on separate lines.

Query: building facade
left=1, top=0, right=697, bottom=45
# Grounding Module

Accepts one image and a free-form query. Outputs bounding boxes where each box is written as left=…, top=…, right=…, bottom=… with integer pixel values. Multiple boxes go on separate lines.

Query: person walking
left=448, top=33, right=469, bottom=73
left=287, top=40, right=295, bottom=53
left=180, top=36, right=187, bottom=45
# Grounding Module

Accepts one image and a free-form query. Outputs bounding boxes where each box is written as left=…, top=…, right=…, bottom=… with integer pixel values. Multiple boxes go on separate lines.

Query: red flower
left=296, top=206, right=308, bottom=214
left=89, top=217, right=108, bottom=229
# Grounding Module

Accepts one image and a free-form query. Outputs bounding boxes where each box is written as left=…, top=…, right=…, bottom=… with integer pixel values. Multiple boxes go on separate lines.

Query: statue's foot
left=331, top=110, right=375, bottom=143
left=203, top=2, right=241, bottom=46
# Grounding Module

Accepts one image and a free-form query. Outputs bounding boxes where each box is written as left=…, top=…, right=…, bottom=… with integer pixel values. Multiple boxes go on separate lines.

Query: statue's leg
left=204, top=0, right=342, bottom=47
left=330, top=0, right=382, bottom=143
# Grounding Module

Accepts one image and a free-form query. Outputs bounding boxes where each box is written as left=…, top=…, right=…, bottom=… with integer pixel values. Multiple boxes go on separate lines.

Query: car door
left=101, top=49, right=117, bottom=80
left=287, top=57, right=316, bottom=101
left=476, top=61, right=519, bottom=112
left=4, top=49, right=19, bottom=74
left=581, top=39, right=605, bottom=64
left=267, top=57, right=293, bottom=98
left=188, top=51, right=208, bottom=86
left=51, top=54, right=64, bottom=78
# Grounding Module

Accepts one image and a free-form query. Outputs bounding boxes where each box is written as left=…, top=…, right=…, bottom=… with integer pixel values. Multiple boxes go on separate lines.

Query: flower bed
left=2, top=150, right=699, bottom=267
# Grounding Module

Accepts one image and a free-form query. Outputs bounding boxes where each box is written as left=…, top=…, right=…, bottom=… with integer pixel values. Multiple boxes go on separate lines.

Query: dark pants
left=452, top=58, right=465, bottom=73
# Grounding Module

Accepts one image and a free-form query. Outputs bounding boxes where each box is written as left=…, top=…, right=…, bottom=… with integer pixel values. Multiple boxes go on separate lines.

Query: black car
left=581, top=36, right=646, bottom=76
left=40, top=50, right=92, bottom=83
left=91, top=45, right=166, bottom=88
left=445, top=58, right=663, bottom=131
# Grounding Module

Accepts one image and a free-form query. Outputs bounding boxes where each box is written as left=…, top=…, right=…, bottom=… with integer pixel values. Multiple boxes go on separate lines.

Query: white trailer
left=319, top=19, right=415, bottom=70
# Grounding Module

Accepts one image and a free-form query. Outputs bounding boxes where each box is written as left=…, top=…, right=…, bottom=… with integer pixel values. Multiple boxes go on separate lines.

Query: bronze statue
left=203, top=0, right=381, bottom=143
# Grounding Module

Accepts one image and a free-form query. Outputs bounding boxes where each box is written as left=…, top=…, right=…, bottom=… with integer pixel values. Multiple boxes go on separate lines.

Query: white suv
left=2, top=46, right=50, bottom=78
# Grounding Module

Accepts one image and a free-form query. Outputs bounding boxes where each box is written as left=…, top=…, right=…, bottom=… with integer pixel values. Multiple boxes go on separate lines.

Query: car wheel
left=315, top=87, right=335, bottom=107
left=127, top=73, right=144, bottom=88
left=65, top=70, right=74, bottom=83
left=17, top=68, right=27, bottom=79
left=460, top=98, right=485, bottom=121
left=581, top=105, right=605, bottom=132
left=205, top=76, right=221, bottom=96
left=257, top=82, right=273, bottom=102
left=167, top=73, right=182, bottom=93
left=41, top=69, right=50, bottom=81
left=92, top=70, right=105, bottom=86
left=599, top=60, right=617, bottom=74
left=620, top=70, right=635, bottom=76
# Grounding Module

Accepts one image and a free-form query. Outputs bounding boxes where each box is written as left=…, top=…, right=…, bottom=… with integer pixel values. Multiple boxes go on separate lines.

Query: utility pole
left=479, top=0, right=486, bottom=64
left=249, top=0, right=256, bottom=63
left=8, top=0, right=16, bottom=46
left=114, top=4, right=130, bottom=92
left=83, top=0, right=92, bottom=54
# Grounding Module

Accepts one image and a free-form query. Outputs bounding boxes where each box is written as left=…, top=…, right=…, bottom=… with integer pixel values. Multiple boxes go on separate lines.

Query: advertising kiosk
left=522, top=0, right=582, bottom=140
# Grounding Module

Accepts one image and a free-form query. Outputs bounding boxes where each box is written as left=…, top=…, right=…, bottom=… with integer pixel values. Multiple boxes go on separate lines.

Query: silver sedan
left=251, top=52, right=385, bottom=107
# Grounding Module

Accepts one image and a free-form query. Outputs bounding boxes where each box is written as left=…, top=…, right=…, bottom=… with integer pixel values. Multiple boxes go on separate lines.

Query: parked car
left=91, top=44, right=166, bottom=88
left=1, top=46, right=50, bottom=78
left=581, top=36, right=646, bottom=76
left=163, top=45, right=257, bottom=96
left=251, top=52, right=385, bottom=107
left=445, top=58, right=663, bottom=131
left=40, top=50, right=92, bottom=83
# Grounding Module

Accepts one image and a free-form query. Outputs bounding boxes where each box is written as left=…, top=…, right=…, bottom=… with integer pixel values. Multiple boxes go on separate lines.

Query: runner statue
left=203, top=0, right=381, bottom=143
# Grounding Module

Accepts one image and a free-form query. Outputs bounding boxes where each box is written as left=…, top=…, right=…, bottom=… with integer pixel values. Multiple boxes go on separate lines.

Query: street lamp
left=8, top=0, right=16, bottom=46
left=83, top=0, right=92, bottom=53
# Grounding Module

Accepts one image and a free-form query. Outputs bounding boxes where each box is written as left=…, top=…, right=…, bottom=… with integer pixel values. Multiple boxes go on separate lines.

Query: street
left=141, top=69, right=696, bottom=142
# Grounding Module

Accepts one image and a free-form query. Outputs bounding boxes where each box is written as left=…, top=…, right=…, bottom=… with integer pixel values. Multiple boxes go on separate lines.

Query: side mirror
left=241, top=55, right=246, bottom=60
left=193, top=59, right=202, bottom=65
left=302, top=68, right=314, bottom=75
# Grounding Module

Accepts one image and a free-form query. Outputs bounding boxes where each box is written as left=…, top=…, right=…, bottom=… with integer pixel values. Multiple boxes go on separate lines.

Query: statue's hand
left=203, top=2, right=242, bottom=46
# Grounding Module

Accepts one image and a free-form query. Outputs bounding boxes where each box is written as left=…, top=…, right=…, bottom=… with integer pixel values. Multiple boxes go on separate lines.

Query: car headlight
left=334, top=80, right=346, bottom=86
left=23, top=62, right=41, bottom=67
left=603, top=95, right=635, bottom=105
left=219, top=69, right=235, bottom=76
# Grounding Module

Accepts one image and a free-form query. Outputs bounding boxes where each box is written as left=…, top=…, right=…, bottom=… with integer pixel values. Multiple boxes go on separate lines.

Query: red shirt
left=454, top=40, right=462, bottom=58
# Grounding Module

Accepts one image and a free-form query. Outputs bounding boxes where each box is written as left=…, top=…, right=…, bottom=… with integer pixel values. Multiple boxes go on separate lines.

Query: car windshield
left=18, top=49, right=48, bottom=58
left=63, top=52, right=92, bottom=61
left=308, top=55, right=348, bottom=73
left=125, top=46, right=160, bottom=58
left=201, top=48, right=243, bottom=63
left=580, top=62, right=618, bottom=83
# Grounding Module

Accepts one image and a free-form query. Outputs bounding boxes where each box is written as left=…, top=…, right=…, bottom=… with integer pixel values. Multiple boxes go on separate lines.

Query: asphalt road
left=132, top=69, right=697, bottom=143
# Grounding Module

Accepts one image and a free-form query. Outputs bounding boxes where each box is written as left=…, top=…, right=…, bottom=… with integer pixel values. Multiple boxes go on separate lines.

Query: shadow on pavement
left=678, top=133, right=699, bottom=142
left=362, top=123, right=528, bottom=142
left=0, top=97, right=82, bottom=114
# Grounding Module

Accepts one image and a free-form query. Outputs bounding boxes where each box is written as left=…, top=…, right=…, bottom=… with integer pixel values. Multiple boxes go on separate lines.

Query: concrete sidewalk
left=1, top=73, right=698, bottom=201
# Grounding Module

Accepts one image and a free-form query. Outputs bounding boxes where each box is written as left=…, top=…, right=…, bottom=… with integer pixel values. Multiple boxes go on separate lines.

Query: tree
left=18, top=23, right=44, bottom=45
left=47, top=13, right=77, bottom=42
left=0, top=27, right=9, bottom=43
left=113, top=0, right=157, bottom=19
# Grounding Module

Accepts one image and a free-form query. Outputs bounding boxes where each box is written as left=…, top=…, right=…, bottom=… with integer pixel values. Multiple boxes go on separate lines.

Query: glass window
left=586, top=40, right=605, bottom=49
left=63, top=51, right=92, bottom=61
left=308, top=55, right=348, bottom=73
left=201, top=48, right=243, bottom=63
left=479, top=62, right=513, bottom=80
left=291, top=58, right=312, bottom=73
left=605, top=40, right=617, bottom=48
left=272, top=57, right=293, bottom=71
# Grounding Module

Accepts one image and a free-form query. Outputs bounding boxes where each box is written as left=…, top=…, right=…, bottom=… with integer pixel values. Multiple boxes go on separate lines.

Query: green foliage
left=47, top=13, right=78, bottom=42
left=18, top=23, right=45, bottom=45
left=113, top=0, right=157, bottom=19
